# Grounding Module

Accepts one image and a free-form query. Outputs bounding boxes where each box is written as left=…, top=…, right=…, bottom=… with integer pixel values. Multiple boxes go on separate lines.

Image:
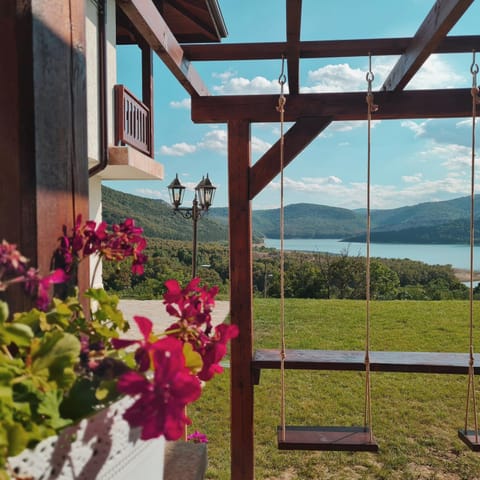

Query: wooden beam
left=141, top=42, right=154, bottom=158
left=117, top=0, right=209, bottom=97
left=181, top=35, right=480, bottom=61
left=250, top=117, right=332, bottom=199
left=228, top=121, right=254, bottom=480
left=382, top=0, right=474, bottom=91
left=0, top=0, right=88, bottom=313
left=286, top=0, right=301, bottom=94
left=192, top=88, right=473, bottom=123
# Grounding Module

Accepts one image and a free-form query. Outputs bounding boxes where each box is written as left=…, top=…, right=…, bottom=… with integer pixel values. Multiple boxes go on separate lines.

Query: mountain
left=102, top=186, right=229, bottom=242
left=345, top=196, right=480, bottom=244
left=103, top=186, right=480, bottom=244
left=208, top=203, right=365, bottom=238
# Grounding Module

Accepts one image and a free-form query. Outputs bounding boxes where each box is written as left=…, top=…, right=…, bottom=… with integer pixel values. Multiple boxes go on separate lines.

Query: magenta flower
left=187, top=431, right=208, bottom=444
left=117, top=336, right=201, bottom=440
left=35, top=269, right=69, bottom=311
left=111, top=316, right=155, bottom=371
left=56, top=215, right=147, bottom=276
left=197, top=323, right=239, bottom=381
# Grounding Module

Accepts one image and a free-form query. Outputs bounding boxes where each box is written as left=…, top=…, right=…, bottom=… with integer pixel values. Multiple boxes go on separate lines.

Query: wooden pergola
left=2, top=1, right=480, bottom=478
left=182, top=1, right=479, bottom=478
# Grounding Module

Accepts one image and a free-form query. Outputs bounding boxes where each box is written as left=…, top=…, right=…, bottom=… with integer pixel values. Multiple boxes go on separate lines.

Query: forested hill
left=208, top=203, right=365, bottom=238
left=102, top=186, right=229, bottom=242
left=103, top=186, right=480, bottom=244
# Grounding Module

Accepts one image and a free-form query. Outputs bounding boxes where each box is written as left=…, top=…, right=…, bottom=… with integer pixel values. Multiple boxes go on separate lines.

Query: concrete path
left=118, top=299, right=230, bottom=336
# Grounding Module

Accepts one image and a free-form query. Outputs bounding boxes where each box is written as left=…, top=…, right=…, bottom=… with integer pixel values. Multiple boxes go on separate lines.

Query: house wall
left=86, top=0, right=117, bottom=287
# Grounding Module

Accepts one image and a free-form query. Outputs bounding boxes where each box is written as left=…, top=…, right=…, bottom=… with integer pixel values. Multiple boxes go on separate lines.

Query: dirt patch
left=453, top=268, right=480, bottom=282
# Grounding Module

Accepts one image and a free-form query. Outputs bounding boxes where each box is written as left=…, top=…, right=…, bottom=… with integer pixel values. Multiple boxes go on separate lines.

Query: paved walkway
left=118, top=299, right=230, bottom=336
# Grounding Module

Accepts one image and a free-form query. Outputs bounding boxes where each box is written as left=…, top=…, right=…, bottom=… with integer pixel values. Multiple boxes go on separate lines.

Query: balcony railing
left=114, top=85, right=152, bottom=156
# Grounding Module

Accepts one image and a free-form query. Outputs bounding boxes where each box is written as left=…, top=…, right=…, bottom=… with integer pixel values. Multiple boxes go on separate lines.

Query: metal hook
left=278, top=54, right=287, bottom=85
left=366, top=52, right=375, bottom=83
left=471, top=50, right=479, bottom=76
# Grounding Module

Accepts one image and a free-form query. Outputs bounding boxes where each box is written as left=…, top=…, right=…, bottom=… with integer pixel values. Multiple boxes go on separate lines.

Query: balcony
left=94, top=84, right=162, bottom=181
left=114, top=84, right=152, bottom=157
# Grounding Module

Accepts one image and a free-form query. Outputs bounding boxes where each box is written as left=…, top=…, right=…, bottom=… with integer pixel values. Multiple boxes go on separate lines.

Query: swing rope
left=364, top=53, right=378, bottom=440
left=464, top=50, right=480, bottom=441
left=278, top=55, right=287, bottom=442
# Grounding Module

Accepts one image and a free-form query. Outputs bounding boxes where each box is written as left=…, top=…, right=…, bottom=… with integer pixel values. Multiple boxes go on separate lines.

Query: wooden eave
left=117, top=0, right=209, bottom=96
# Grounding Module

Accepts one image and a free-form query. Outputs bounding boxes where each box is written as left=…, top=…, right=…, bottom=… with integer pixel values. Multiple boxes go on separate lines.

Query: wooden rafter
left=382, top=0, right=474, bottom=91
left=249, top=117, right=332, bottom=199
left=118, top=0, right=209, bottom=97
left=286, top=0, right=302, bottom=95
left=192, top=88, right=473, bottom=123
left=182, top=35, right=480, bottom=61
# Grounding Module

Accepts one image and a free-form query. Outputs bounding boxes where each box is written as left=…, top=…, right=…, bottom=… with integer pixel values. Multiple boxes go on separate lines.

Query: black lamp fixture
left=167, top=173, right=216, bottom=278
left=167, top=174, right=186, bottom=209
left=195, top=174, right=216, bottom=210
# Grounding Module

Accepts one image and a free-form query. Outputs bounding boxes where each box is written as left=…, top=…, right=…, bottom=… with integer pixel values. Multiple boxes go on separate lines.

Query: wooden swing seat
left=458, top=430, right=480, bottom=451
left=277, top=426, right=378, bottom=452
left=252, top=349, right=480, bottom=384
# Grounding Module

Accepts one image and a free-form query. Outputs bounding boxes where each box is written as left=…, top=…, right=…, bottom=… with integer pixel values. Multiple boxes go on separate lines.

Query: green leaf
left=37, top=390, right=71, bottom=430
left=183, top=343, right=203, bottom=374
left=0, top=302, right=8, bottom=324
left=6, top=423, right=29, bottom=457
left=30, top=332, right=80, bottom=390
left=2, top=323, right=33, bottom=347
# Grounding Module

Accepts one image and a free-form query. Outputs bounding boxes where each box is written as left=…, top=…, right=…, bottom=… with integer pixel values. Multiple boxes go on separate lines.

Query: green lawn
left=190, top=299, right=480, bottom=479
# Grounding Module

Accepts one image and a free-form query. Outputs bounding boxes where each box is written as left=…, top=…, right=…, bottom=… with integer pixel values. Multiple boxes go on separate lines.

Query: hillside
left=103, top=187, right=480, bottom=244
left=102, top=186, right=229, bottom=242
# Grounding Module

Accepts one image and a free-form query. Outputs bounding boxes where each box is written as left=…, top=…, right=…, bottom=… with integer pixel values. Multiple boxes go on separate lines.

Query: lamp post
left=167, top=173, right=216, bottom=278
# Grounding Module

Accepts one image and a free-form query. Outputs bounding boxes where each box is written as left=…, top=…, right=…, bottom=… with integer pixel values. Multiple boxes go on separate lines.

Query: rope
left=464, top=50, right=480, bottom=441
left=364, top=54, right=378, bottom=440
left=278, top=55, right=287, bottom=442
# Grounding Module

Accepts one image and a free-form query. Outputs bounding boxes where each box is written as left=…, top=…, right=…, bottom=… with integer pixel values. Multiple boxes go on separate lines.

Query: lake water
left=263, top=238, right=480, bottom=271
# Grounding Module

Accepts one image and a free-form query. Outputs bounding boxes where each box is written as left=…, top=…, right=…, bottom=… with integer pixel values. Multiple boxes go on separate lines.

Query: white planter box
left=8, top=397, right=165, bottom=480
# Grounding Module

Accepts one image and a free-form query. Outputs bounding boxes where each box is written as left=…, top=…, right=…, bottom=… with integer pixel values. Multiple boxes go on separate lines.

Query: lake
left=263, top=238, right=480, bottom=271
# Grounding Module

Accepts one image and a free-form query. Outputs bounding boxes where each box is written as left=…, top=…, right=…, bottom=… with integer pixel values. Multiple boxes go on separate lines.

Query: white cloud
left=169, top=98, right=190, bottom=109
left=401, top=120, right=428, bottom=137
left=160, top=128, right=272, bottom=157
left=212, top=75, right=282, bottom=95
left=265, top=172, right=472, bottom=209
left=421, top=142, right=471, bottom=170
left=402, top=173, right=423, bottom=183
left=197, top=129, right=227, bottom=152
left=252, top=136, right=272, bottom=154
left=303, top=63, right=366, bottom=93
left=406, top=55, right=465, bottom=89
left=159, top=142, right=197, bottom=156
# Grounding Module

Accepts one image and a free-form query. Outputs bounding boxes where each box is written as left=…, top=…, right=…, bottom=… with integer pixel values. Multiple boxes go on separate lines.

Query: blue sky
left=106, top=0, right=480, bottom=211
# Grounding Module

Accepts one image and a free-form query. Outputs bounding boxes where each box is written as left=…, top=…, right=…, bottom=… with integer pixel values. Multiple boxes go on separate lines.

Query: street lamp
left=168, top=173, right=216, bottom=278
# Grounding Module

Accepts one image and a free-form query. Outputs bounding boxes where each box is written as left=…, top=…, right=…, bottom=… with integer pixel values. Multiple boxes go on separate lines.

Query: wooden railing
left=114, top=85, right=152, bottom=156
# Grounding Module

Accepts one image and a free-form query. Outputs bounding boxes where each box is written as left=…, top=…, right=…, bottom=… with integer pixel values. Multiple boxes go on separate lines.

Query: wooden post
left=228, top=120, right=254, bottom=480
left=0, top=0, right=88, bottom=312
left=141, top=42, right=154, bottom=158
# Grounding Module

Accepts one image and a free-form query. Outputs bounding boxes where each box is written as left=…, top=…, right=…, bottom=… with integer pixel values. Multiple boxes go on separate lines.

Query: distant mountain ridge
left=103, top=186, right=480, bottom=244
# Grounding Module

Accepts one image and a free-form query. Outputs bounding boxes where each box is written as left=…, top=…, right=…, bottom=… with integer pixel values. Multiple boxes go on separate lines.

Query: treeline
left=253, top=248, right=470, bottom=300
left=103, top=239, right=474, bottom=301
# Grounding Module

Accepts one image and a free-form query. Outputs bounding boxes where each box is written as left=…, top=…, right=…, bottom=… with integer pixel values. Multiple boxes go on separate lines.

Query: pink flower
left=187, top=431, right=208, bottom=443
left=197, top=323, right=239, bottom=381
left=117, top=336, right=201, bottom=440
left=111, top=316, right=154, bottom=371
left=35, top=269, right=69, bottom=311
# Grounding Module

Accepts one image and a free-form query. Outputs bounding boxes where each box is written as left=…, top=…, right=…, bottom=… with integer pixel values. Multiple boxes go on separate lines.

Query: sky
left=106, top=0, right=480, bottom=211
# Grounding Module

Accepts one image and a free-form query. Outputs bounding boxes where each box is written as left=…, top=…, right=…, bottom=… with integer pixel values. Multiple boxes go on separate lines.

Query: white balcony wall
left=86, top=0, right=117, bottom=288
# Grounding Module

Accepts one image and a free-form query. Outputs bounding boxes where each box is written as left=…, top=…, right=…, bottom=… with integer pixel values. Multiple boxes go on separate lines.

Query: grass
left=190, top=299, right=480, bottom=479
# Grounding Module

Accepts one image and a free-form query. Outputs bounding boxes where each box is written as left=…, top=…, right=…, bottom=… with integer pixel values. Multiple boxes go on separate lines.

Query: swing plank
left=277, top=426, right=379, bottom=452
left=458, top=430, right=480, bottom=451
left=252, top=349, right=480, bottom=383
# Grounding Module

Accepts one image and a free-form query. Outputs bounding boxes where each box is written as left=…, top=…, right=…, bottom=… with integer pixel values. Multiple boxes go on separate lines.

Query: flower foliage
left=0, top=218, right=236, bottom=479
left=111, top=278, right=238, bottom=440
